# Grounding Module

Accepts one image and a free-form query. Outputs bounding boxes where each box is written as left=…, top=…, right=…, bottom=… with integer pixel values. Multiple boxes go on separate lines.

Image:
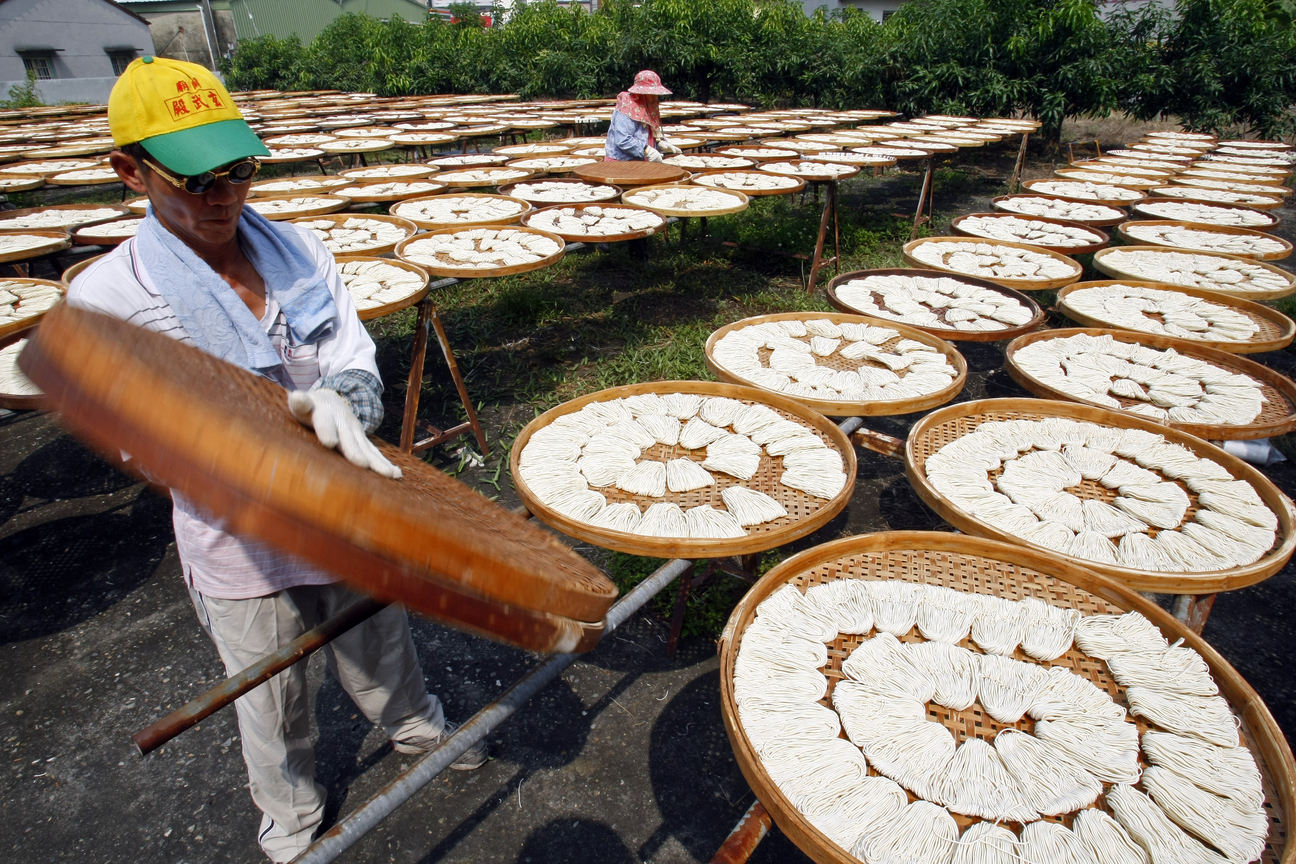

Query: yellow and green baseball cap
left=109, top=56, right=269, bottom=176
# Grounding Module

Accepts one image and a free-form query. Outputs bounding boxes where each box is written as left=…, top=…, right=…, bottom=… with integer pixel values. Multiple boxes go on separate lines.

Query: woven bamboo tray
left=1054, top=168, right=1161, bottom=190
left=331, top=181, right=447, bottom=203
left=260, top=149, right=326, bottom=164
left=246, top=194, right=350, bottom=221
left=718, top=530, right=1296, bottom=864
left=0, top=277, right=64, bottom=340
left=714, top=144, right=801, bottom=163
left=317, top=138, right=393, bottom=154
left=1092, top=246, right=1296, bottom=301
left=1005, top=327, right=1296, bottom=440
left=1130, top=200, right=1280, bottom=231
left=332, top=256, right=430, bottom=321
left=1116, top=221, right=1292, bottom=261
left=521, top=203, right=665, bottom=243
left=287, top=212, right=418, bottom=257
left=572, top=161, right=689, bottom=187
left=510, top=380, right=856, bottom=559
left=70, top=217, right=143, bottom=246
left=621, top=184, right=750, bottom=218
left=1148, top=186, right=1285, bottom=210
left=1056, top=280, right=1295, bottom=354
left=991, top=195, right=1129, bottom=227
left=394, top=225, right=565, bottom=279
left=21, top=303, right=615, bottom=654
left=758, top=160, right=861, bottom=182
left=498, top=178, right=623, bottom=205
left=950, top=212, right=1110, bottom=255
left=905, top=398, right=1296, bottom=592
left=389, top=193, right=533, bottom=229
left=691, top=171, right=806, bottom=197
left=1172, top=177, right=1294, bottom=198
left=0, top=203, right=129, bottom=232
left=825, top=267, right=1046, bottom=343
left=435, top=166, right=535, bottom=188
left=0, top=176, right=44, bottom=193
left=249, top=175, right=350, bottom=198
left=0, top=229, right=70, bottom=264
left=704, top=311, right=966, bottom=417
left=902, top=237, right=1083, bottom=291
left=0, top=328, right=43, bottom=410
left=1020, top=180, right=1144, bottom=208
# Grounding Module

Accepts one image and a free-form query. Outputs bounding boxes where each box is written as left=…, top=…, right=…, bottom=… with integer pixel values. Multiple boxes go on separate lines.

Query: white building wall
left=800, top=0, right=904, bottom=21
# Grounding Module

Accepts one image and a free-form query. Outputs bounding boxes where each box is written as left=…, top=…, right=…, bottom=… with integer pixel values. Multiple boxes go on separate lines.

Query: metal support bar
left=132, top=598, right=388, bottom=755
left=709, top=800, right=772, bottom=864
left=1172, top=592, right=1217, bottom=634
left=292, top=557, right=694, bottom=864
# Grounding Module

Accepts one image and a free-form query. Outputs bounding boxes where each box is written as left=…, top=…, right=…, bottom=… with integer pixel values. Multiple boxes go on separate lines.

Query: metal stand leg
left=1009, top=132, right=1030, bottom=193
left=910, top=158, right=934, bottom=241
left=806, top=181, right=837, bottom=292
left=1172, top=593, right=1217, bottom=635
left=709, top=801, right=772, bottom=864
left=399, top=297, right=489, bottom=457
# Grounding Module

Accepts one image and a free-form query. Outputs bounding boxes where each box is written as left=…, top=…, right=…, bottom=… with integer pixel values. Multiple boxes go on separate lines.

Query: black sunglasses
left=142, top=156, right=261, bottom=195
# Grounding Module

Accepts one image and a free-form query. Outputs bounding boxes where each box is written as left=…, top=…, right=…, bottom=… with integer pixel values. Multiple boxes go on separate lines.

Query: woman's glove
left=659, top=140, right=682, bottom=155
left=645, top=146, right=664, bottom=163
left=288, top=389, right=403, bottom=479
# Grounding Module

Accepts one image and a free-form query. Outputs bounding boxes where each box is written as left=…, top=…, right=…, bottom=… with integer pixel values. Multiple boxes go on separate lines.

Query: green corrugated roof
left=226, top=0, right=427, bottom=44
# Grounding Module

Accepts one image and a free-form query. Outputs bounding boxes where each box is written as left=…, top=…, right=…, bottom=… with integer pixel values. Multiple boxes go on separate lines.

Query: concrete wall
left=138, top=9, right=238, bottom=67
left=0, top=0, right=153, bottom=102
left=227, top=0, right=429, bottom=44
left=800, top=0, right=903, bottom=21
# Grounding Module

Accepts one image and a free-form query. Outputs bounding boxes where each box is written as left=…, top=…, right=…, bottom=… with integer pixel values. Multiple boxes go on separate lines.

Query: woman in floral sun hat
left=605, top=70, right=682, bottom=163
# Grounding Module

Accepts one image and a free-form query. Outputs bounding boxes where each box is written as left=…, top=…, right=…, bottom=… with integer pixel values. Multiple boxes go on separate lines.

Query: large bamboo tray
left=621, top=184, right=749, bottom=218
left=249, top=174, right=350, bottom=198
left=521, top=203, right=665, bottom=243
left=332, top=256, right=430, bottom=321
left=394, top=225, right=565, bottom=279
left=572, top=160, right=689, bottom=187
left=1116, top=221, right=1292, bottom=261
left=902, top=237, right=1083, bottom=291
left=1020, top=180, right=1144, bottom=208
left=0, top=329, right=43, bottom=411
left=510, top=380, right=856, bottom=559
left=950, top=212, right=1109, bottom=255
left=991, top=194, right=1129, bottom=227
left=288, top=212, right=418, bottom=257
left=0, top=277, right=64, bottom=340
left=0, top=176, right=45, bottom=193
left=718, top=530, right=1296, bottom=864
left=498, top=178, right=623, bottom=205
left=1148, top=186, right=1285, bottom=210
left=905, top=398, right=1296, bottom=592
left=825, top=267, right=1046, bottom=343
left=690, top=171, right=806, bottom=197
left=705, top=311, right=966, bottom=417
left=260, top=148, right=326, bottom=164
left=1006, top=327, right=1296, bottom=440
left=246, top=194, right=350, bottom=221
left=70, top=216, right=143, bottom=246
left=0, top=203, right=129, bottom=232
left=435, top=166, right=535, bottom=188
left=331, top=180, right=447, bottom=203
left=20, top=304, right=615, bottom=654
left=1056, top=280, right=1295, bottom=354
left=0, top=229, right=70, bottom=264
left=389, top=193, right=533, bottom=229
left=1092, top=246, right=1296, bottom=301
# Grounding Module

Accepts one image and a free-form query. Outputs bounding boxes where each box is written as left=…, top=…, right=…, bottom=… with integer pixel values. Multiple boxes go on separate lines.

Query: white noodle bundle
left=854, top=800, right=957, bottom=864
left=699, top=396, right=748, bottom=427
left=870, top=581, right=922, bottom=636
left=905, top=641, right=979, bottom=710
left=683, top=505, right=747, bottom=539
left=623, top=393, right=667, bottom=416
left=841, top=633, right=935, bottom=701
left=952, top=821, right=1018, bottom=864
left=703, top=434, right=762, bottom=480
left=780, top=462, right=847, bottom=499
left=1028, top=665, right=1125, bottom=722
left=1071, top=809, right=1149, bottom=864
left=637, top=414, right=681, bottom=445
left=1073, top=611, right=1168, bottom=659
left=833, top=679, right=930, bottom=749
left=808, top=775, right=907, bottom=855
left=1141, top=730, right=1264, bottom=809
left=1018, top=596, right=1079, bottom=660
left=1105, top=644, right=1217, bottom=696
left=1124, top=686, right=1239, bottom=747
left=634, top=502, right=687, bottom=537
left=1033, top=714, right=1141, bottom=783
left=994, top=729, right=1102, bottom=815
left=589, top=502, right=641, bottom=532
left=662, top=392, right=702, bottom=419
left=616, top=460, right=667, bottom=497
left=977, top=654, right=1049, bottom=723
left=579, top=454, right=637, bottom=487
left=970, top=594, right=1026, bottom=655
left=1107, top=783, right=1229, bottom=864
left=665, top=457, right=715, bottom=492
left=916, top=585, right=979, bottom=643
left=1142, top=765, right=1269, bottom=863
left=936, top=738, right=1039, bottom=822
left=805, top=579, right=873, bottom=634
left=1018, top=821, right=1099, bottom=864
left=733, top=403, right=784, bottom=435
left=548, top=488, right=607, bottom=522
left=679, top=417, right=730, bottom=449
left=721, top=486, right=787, bottom=526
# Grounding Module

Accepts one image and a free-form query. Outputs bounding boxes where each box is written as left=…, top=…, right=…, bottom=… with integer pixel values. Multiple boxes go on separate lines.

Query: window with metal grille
left=110, top=53, right=135, bottom=76
left=21, top=55, right=53, bottom=80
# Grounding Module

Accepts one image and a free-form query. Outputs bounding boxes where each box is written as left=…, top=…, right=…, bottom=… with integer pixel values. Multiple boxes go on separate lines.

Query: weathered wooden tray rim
left=248, top=174, right=351, bottom=197
left=621, top=183, right=750, bottom=218
left=0, top=325, right=44, bottom=410
left=70, top=216, right=145, bottom=246
left=1056, top=279, right=1296, bottom=354
left=246, top=193, right=350, bottom=220
left=689, top=171, right=807, bottom=197
left=756, top=159, right=861, bottom=181
left=824, top=267, right=1046, bottom=343
left=0, top=203, right=130, bottom=232
left=949, top=212, right=1110, bottom=255
left=497, top=178, right=624, bottom=204
left=1147, top=186, right=1286, bottom=209
left=331, top=180, right=448, bottom=203
left=1005, top=326, right=1296, bottom=440
left=1116, top=220, right=1293, bottom=262
left=703, top=311, right=967, bottom=418
left=1129, top=200, right=1283, bottom=232
left=388, top=192, right=534, bottom=229
left=990, top=194, right=1129, bottom=227
left=509, top=380, right=857, bottom=559
left=286, top=211, right=419, bottom=257
left=521, top=202, right=665, bottom=243
left=1092, top=245, right=1296, bottom=301
left=1170, top=176, right=1294, bottom=196
left=904, top=397, right=1296, bottom=592
left=1019, top=179, right=1146, bottom=208
left=331, top=256, right=431, bottom=321
left=717, top=529, right=1296, bottom=864
left=0, top=277, right=63, bottom=341
left=1052, top=167, right=1162, bottom=189
left=901, top=236, right=1083, bottom=291
left=434, top=166, right=537, bottom=188
left=571, top=161, right=689, bottom=187
left=393, top=225, right=566, bottom=279
left=0, top=228, right=71, bottom=264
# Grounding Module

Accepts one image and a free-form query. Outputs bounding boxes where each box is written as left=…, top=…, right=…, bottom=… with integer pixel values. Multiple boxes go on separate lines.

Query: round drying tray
left=905, top=398, right=1296, bottom=593
left=245, top=194, right=350, bottom=221
left=757, top=160, right=861, bottom=182
left=0, top=229, right=70, bottom=264
left=621, top=183, right=749, bottom=218
left=71, top=216, right=143, bottom=246
left=333, top=256, right=430, bottom=321
left=0, top=203, right=129, bottom=232
left=991, top=195, right=1129, bottom=227
left=0, top=329, right=43, bottom=411
left=435, top=166, right=534, bottom=188
left=717, top=529, right=1296, bottom=864
left=59, top=254, right=104, bottom=287
left=1056, top=280, right=1295, bottom=354
left=390, top=193, right=532, bottom=230
left=289, top=213, right=418, bottom=257
left=690, top=170, right=806, bottom=197
left=902, top=237, right=1084, bottom=291
left=249, top=175, right=350, bottom=197
left=0, top=176, right=44, bottom=194
left=1131, top=199, right=1281, bottom=231
left=1006, top=327, right=1296, bottom=440
left=572, top=160, right=689, bottom=187
left=704, top=311, right=966, bottom=417
left=510, top=380, right=857, bottom=559
left=1020, top=180, right=1145, bottom=208
left=317, top=138, right=393, bottom=154
left=498, top=178, right=622, bottom=205
left=1092, top=246, right=1296, bottom=301
left=394, top=225, right=565, bottom=279
left=1147, top=185, right=1285, bottom=210
left=260, top=149, right=326, bottom=164
left=825, top=268, right=1046, bottom=343
left=1116, top=221, right=1292, bottom=262
left=521, top=203, right=665, bottom=243
left=504, top=156, right=599, bottom=175
left=0, top=277, right=64, bottom=340
left=329, top=180, right=446, bottom=203
left=950, top=212, right=1110, bottom=255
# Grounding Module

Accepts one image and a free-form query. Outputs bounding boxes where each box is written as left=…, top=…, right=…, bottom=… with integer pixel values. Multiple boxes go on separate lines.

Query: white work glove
left=659, top=139, right=682, bottom=156
left=645, top=146, right=664, bottom=163
left=288, top=389, right=403, bottom=480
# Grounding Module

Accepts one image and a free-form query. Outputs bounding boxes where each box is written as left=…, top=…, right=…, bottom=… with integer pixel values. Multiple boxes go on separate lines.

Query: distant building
left=800, top=0, right=903, bottom=21
left=0, top=0, right=154, bottom=103
left=118, top=1, right=238, bottom=70
left=221, top=0, right=431, bottom=45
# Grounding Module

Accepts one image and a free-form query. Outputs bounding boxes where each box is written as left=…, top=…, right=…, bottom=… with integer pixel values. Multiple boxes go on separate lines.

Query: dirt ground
left=3, top=121, right=1295, bottom=864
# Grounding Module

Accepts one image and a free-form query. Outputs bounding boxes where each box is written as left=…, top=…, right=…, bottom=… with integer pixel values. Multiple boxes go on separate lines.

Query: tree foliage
left=221, top=0, right=1296, bottom=140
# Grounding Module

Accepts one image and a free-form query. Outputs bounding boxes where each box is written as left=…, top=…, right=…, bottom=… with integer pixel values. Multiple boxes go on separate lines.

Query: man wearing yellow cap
left=66, top=57, right=486, bottom=862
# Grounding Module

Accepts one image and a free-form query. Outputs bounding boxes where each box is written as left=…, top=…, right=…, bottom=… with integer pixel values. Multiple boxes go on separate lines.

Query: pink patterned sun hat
left=628, top=70, right=672, bottom=96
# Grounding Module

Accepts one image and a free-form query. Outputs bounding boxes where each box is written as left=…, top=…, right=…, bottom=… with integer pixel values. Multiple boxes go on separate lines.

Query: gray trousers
left=188, top=582, right=445, bottom=862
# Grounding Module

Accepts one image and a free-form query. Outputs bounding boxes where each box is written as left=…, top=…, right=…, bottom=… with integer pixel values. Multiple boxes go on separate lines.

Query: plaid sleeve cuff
left=315, top=368, right=385, bottom=433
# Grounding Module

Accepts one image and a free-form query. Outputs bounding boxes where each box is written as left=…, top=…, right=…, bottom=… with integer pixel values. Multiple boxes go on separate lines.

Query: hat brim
left=628, top=85, right=671, bottom=95
left=140, top=118, right=271, bottom=176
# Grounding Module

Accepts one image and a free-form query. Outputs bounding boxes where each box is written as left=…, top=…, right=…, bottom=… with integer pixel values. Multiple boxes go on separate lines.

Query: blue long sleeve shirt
left=605, top=109, right=651, bottom=161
